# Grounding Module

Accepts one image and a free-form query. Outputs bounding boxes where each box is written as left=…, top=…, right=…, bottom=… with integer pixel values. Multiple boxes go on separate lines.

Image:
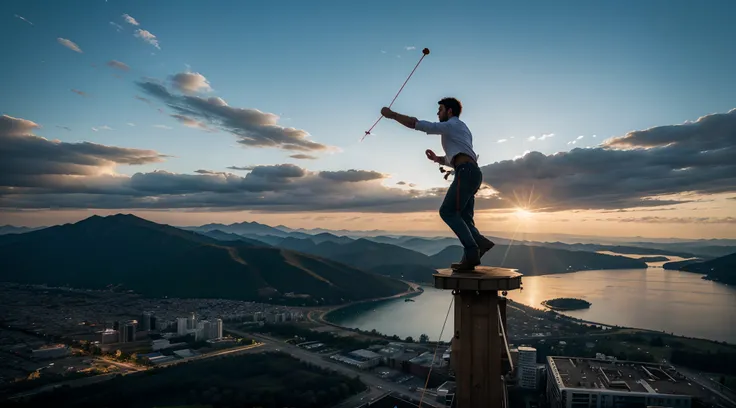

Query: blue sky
left=2, top=0, right=735, bottom=237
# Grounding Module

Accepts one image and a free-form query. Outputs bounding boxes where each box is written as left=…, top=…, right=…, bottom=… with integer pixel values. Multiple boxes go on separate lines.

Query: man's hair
left=438, top=97, right=462, bottom=117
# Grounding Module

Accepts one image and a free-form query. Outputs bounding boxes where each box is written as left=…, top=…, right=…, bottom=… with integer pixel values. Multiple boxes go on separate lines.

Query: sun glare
left=514, top=208, right=533, bottom=220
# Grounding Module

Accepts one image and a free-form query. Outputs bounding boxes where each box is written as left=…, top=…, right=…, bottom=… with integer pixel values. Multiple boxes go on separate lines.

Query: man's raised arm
left=381, top=107, right=417, bottom=129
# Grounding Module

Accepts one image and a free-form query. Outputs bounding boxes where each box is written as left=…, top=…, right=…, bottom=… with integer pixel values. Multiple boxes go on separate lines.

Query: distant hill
left=0, top=225, right=47, bottom=235
left=679, top=252, right=736, bottom=285
left=430, top=245, right=647, bottom=276
left=198, top=229, right=271, bottom=246
left=0, top=214, right=409, bottom=305
left=662, top=259, right=706, bottom=271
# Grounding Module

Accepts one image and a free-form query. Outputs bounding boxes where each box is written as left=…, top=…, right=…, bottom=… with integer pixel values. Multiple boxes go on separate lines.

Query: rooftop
left=548, top=357, right=713, bottom=399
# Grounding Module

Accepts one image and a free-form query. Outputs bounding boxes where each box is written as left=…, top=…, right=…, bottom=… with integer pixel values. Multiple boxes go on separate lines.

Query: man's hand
left=425, top=149, right=444, bottom=164
left=381, top=107, right=395, bottom=119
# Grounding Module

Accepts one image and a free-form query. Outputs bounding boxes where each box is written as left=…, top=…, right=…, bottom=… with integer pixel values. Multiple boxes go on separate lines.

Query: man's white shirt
left=414, top=116, right=477, bottom=167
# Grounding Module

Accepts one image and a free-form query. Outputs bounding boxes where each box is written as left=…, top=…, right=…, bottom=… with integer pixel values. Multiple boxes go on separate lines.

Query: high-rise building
left=120, top=322, right=136, bottom=343
left=215, top=318, right=223, bottom=339
left=140, top=312, right=152, bottom=331
left=150, top=315, right=157, bottom=331
left=177, top=317, right=189, bottom=336
left=517, top=346, right=538, bottom=389
left=188, top=312, right=197, bottom=330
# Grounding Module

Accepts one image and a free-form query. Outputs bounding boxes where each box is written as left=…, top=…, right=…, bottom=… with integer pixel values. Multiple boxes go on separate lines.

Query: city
left=1, top=281, right=734, bottom=407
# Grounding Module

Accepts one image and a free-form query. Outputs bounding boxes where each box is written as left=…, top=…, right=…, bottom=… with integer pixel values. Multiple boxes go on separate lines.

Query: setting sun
left=514, top=208, right=534, bottom=219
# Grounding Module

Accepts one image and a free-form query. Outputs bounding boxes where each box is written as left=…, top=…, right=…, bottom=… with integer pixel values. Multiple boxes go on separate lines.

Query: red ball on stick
left=423, top=48, right=430, bottom=55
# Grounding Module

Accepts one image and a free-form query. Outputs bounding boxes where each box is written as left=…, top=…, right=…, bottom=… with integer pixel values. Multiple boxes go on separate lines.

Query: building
left=517, top=346, right=538, bottom=389
left=436, top=381, right=456, bottom=407
left=331, top=349, right=382, bottom=369
left=120, top=321, right=136, bottom=343
left=101, top=329, right=118, bottom=344
left=31, top=345, right=70, bottom=360
left=177, top=317, right=188, bottom=336
left=546, top=356, right=718, bottom=408
left=215, top=318, right=223, bottom=339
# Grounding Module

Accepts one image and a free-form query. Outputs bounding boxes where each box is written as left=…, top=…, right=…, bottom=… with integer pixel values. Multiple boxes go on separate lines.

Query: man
left=380, top=97, right=495, bottom=270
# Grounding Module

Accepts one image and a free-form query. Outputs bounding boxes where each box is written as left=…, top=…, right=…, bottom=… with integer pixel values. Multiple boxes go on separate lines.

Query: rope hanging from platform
left=418, top=295, right=453, bottom=408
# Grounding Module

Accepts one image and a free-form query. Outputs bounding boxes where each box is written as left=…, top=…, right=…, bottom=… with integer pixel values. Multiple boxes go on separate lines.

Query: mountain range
left=0, top=214, right=409, bottom=305
left=2, top=214, right=734, bottom=303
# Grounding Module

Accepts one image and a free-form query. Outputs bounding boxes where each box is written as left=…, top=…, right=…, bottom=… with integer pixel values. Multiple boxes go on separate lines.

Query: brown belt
left=452, top=153, right=476, bottom=168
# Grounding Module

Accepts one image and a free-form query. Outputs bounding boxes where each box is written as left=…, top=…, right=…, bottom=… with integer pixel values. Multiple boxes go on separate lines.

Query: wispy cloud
left=134, top=29, right=160, bottom=49
left=127, top=123, right=136, bottom=127
left=135, top=95, right=151, bottom=104
left=122, top=13, right=139, bottom=26
left=527, top=136, right=536, bottom=141
left=56, top=125, right=71, bottom=132
left=289, top=154, right=317, bottom=160
left=57, top=38, right=82, bottom=53
left=540, top=133, right=554, bottom=140
left=107, top=60, right=130, bottom=71
left=14, top=14, right=34, bottom=26
left=577, top=135, right=584, bottom=140
left=405, top=46, right=416, bottom=50
left=153, top=125, right=172, bottom=129
left=92, top=125, right=113, bottom=132
left=110, top=22, right=123, bottom=32
left=71, top=89, right=87, bottom=97
left=598, top=216, right=736, bottom=224
left=497, top=139, right=507, bottom=143
left=137, top=75, right=332, bottom=152
left=170, top=114, right=211, bottom=130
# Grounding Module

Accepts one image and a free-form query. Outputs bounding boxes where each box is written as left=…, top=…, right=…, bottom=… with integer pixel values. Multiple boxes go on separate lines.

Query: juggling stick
left=361, top=47, right=430, bottom=141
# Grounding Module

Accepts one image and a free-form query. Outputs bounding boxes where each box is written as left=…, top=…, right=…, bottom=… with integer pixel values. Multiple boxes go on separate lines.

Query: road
left=675, top=366, right=736, bottom=407
left=228, top=329, right=442, bottom=408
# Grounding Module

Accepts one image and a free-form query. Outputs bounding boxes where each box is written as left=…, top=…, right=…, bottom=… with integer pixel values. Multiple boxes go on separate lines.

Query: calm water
left=331, top=268, right=736, bottom=344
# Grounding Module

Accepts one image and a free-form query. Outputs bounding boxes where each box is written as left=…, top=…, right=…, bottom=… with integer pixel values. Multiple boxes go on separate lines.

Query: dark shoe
left=478, top=237, right=495, bottom=259
left=451, top=249, right=481, bottom=271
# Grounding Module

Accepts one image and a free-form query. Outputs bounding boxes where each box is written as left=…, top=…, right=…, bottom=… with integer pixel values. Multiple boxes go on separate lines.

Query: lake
left=329, top=268, right=736, bottom=344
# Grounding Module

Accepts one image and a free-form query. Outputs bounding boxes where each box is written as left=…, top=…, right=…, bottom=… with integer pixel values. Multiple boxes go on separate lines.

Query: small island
left=542, top=297, right=592, bottom=311
left=638, top=256, right=670, bottom=263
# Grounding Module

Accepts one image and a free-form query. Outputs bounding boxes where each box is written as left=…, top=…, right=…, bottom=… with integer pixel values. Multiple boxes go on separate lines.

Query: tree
left=405, top=336, right=414, bottom=343
left=419, top=334, right=429, bottom=343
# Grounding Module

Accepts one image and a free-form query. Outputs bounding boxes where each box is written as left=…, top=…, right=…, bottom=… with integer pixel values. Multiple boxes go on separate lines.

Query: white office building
left=517, top=346, right=538, bottom=389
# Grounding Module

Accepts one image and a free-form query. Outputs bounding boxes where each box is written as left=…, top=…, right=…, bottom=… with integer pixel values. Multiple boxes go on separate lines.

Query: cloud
left=597, top=216, right=736, bottom=224
left=497, top=139, right=507, bottom=143
left=56, top=126, right=71, bottom=131
left=226, top=166, right=251, bottom=171
left=527, top=136, right=536, bottom=141
left=396, top=181, right=406, bottom=185
left=170, top=72, right=211, bottom=94
left=153, top=125, right=172, bottom=130
left=15, top=14, right=34, bottom=26
left=319, top=170, right=385, bottom=182
left=540, top=133, right=554, bottom=140
left=481, top=108, right=736, bottom=212
left=122, top=14, right=139, bottom=26
left=91, top=126, right=113, bottom=132
left=170, top=114, right=210, bottom=130
left=577, top=135, right=584, bottom=140
left=71, top=89, right=87, bottom=97
left=110, top=22, right=123, bottom=32
left=57, top=38, right=82, bottom=53
left=107, top=60, right=130, bottom=71
left=135, top=95, right=151, bottom=104
left=0, top=114, right=514, bottom=213
left=127, top=123, right=136, bottom=127
left=134, top=29, right=160, bottom=49
left=405, top=46, right=416, bottom=50
left=0, top=114, right=166, bottom=191
left=289, top=154, right=317, bottom=160
left=136, top=76, right=332, bottom=152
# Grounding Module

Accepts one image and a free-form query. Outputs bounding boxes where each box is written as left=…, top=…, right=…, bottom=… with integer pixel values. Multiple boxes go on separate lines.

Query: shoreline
left=540, top=298, right=592, bottom=311
left=317, top=284, right=736, bottom=347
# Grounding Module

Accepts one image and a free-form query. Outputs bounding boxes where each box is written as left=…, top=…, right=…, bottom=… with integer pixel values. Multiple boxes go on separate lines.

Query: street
left=228, top=329, right=443, bottom=408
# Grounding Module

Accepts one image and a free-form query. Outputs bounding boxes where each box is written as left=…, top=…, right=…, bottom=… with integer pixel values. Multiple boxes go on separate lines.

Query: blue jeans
left=439, top=162, right=483, bottom=258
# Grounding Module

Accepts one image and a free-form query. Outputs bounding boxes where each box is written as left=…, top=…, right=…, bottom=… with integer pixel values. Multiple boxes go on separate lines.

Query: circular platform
left=433, top=266, right=522, bottom=291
